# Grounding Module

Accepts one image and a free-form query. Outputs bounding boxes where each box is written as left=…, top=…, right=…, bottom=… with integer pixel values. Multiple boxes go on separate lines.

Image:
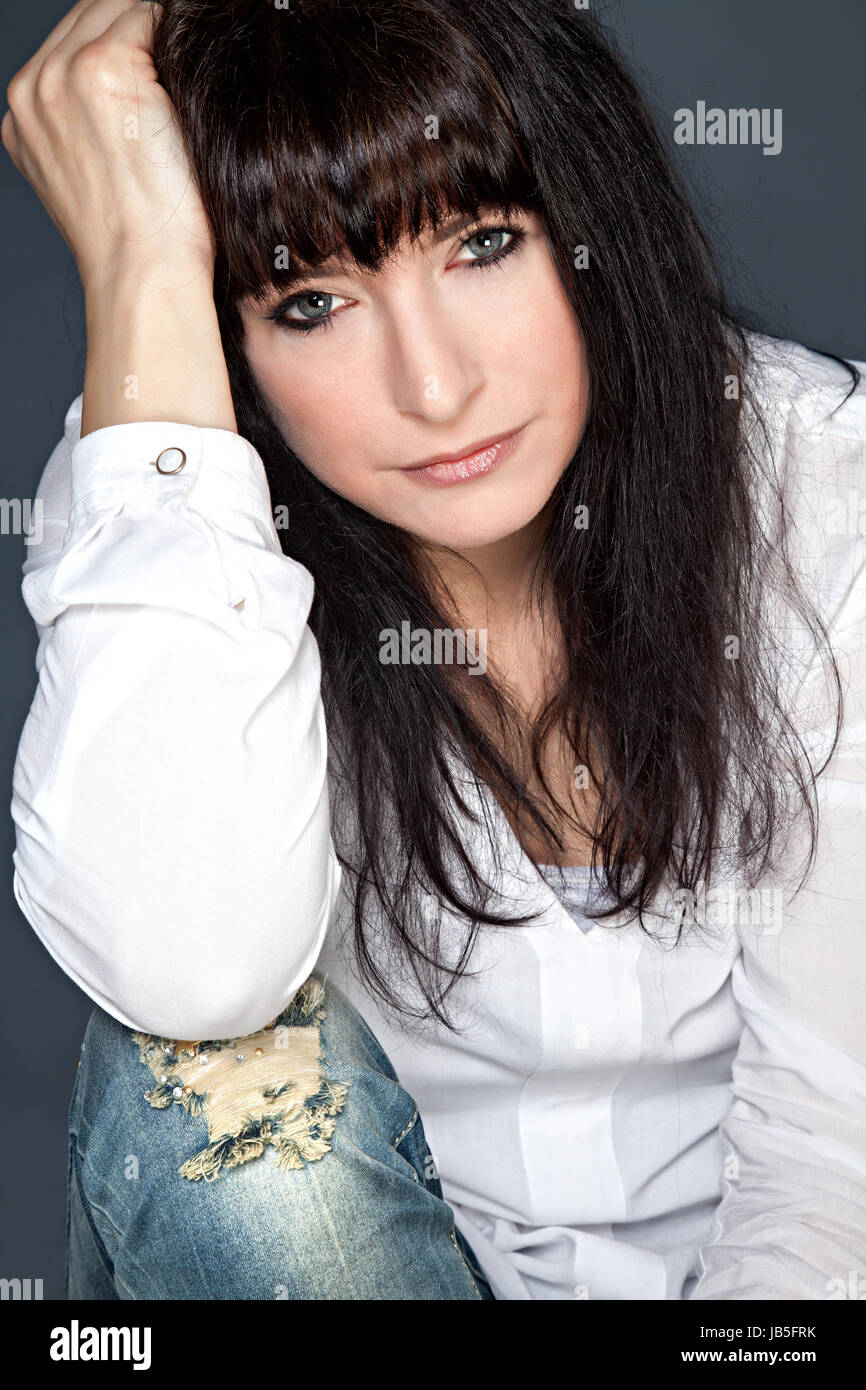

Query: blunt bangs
left=153, top=1, right=539, bottom=303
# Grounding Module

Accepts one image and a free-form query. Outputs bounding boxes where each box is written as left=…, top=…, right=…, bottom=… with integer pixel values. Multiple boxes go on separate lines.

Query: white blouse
left=11, top=331, right=866, bottom=1300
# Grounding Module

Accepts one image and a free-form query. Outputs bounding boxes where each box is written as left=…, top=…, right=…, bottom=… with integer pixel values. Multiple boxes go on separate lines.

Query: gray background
left=1, top=0, right=863, bottom=1296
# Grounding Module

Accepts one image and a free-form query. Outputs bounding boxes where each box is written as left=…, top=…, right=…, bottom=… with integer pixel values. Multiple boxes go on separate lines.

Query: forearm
left=81, top=256, right=237, bottom=437
left=14, top=385, right=339, bottom=1039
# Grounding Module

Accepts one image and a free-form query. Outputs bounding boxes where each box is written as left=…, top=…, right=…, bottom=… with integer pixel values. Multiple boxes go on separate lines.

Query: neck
left=416, top=503, right=552, bottom=632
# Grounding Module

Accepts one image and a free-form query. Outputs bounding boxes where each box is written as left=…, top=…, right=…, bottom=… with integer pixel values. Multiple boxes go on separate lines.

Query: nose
left=384, top=292, right=486, bottom=424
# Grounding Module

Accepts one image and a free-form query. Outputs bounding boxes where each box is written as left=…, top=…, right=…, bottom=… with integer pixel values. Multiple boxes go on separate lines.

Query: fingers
left=0, top=0, right=195, bottom=280
left=88, top=1, right=163, bottom=61
left=5, top=0, right=138, bottom=108
left=2, top=0, right=156, bottom=182
left=0, top=109, right=23, bottom=171
left=19, top=0, right=100, bottom=69
left=5, top=0, right=157, bottom=130
left=34, top=0, right=144, bottom=68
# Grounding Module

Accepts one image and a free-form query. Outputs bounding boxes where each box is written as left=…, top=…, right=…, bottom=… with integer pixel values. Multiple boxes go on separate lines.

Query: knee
left=74, top=968, right=416, bottom=1208
left=72, top=972, right=444, bottom=1298
left=128, top=971, right=358, bottom=1183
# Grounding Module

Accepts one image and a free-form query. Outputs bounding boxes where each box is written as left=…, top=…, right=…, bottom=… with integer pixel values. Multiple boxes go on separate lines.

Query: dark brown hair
left=150, top=0, right=857, bottom=1027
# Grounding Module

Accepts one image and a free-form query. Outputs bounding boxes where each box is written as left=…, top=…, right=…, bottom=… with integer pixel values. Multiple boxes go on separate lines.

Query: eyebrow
left=431, top=212, right=488, bottom=244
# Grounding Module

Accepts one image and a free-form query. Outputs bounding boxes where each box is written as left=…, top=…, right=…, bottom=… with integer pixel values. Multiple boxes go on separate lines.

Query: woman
left=4, top=0, right=865, bottom=1301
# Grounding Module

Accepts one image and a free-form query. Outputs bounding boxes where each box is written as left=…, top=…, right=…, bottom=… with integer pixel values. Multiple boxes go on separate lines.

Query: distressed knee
left=130, top=973, right=350, bottom=1183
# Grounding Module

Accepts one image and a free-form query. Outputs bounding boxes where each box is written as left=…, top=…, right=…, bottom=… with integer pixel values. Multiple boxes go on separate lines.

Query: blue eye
left=268, top=222, right=525, bottom=335
left=453, top=224, right=527, bottom=272
left=460, top=228, right=512, bottom=261
left=293, top=291, right=334, bottom=320
left=272, top=288, right=347, bottom=333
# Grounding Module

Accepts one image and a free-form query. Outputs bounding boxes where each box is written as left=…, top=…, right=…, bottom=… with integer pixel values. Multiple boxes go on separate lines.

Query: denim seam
left=63, top=1132, right=75, bottom=1297
left=388, top=1108, right=482, bottom=1297
left=453, top=1231, right=490, bottom=1289
left=68, top=1142, right=118, bottom=1291
left=448, top=1228, right=483, bottom=1300
left=75, top=1172, right=126, bottom=1245
left=390, top=1105, right=419, bottom=1149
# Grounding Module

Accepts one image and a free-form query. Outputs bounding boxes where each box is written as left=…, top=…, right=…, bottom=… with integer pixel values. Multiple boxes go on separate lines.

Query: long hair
left=150, top=0, right=858, bottom=1028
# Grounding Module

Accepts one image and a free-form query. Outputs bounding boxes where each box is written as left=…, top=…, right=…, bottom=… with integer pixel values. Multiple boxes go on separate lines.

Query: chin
left=402, top=502, right=549, bottom=553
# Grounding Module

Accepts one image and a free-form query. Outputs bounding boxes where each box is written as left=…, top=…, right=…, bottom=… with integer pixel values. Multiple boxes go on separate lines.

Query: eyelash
left=266, top=223, right=527, bottom=336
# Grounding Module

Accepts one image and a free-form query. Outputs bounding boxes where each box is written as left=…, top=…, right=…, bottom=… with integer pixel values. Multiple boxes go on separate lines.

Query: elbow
left=104, top=883, right=337, bottom=1043
left=100, top=936, right=331, bottom=1042
left=12, top=768, right=339, bottom=1043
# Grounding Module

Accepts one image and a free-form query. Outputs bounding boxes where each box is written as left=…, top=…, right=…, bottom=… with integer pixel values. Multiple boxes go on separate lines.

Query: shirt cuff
left=69, top=416, right=277, bottom=535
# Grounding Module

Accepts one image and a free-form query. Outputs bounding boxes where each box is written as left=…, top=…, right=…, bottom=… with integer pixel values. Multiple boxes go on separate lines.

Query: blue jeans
left=66, top=969, right=495, bottom=1299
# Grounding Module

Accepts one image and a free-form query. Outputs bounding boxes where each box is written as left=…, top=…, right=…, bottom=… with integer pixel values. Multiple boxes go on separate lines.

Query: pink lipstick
left=403, top=425, right=527, bottom=487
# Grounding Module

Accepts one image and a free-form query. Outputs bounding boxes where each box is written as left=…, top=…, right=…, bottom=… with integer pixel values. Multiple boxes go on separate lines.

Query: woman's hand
left=2, top=0, right=235, bottom=434
left=2, top=0, right=214, bottom=291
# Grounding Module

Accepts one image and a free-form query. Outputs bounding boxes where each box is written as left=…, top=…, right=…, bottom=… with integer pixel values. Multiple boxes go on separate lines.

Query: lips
left=403, top=425, right=527, bottom=487
left=406, top=428, right=524, bottom=471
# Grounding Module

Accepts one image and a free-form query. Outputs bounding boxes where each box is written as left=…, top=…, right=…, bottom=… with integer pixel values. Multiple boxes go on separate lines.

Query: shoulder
left=743, top=329, right=865, bottom=436
left=741, top=330, right=866, bottom=631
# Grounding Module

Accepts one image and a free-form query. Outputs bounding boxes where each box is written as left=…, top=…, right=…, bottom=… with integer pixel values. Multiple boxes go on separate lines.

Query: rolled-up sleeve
left=11, top=395, right=340, bottom=1042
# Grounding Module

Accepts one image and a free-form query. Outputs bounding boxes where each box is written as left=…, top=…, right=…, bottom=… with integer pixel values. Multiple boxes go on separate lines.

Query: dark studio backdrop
left=0, top=0, right=863, bottom=1296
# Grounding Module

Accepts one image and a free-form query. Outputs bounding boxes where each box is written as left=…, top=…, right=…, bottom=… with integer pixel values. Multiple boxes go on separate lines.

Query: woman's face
left=238, top=206, right=590, bottom=552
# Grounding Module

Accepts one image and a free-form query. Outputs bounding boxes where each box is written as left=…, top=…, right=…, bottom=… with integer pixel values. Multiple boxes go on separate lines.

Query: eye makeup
left=262, top=222, right=528, bottom=335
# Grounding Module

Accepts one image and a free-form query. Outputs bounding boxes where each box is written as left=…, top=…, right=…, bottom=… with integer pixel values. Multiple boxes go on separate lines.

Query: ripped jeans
left=66, top=970, right=495, bottom=1300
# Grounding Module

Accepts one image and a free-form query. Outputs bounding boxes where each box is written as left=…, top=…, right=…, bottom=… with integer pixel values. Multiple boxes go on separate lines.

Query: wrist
left=80, top=261, right=237, bottom=438
left=81, top=245, right=216, bottom=302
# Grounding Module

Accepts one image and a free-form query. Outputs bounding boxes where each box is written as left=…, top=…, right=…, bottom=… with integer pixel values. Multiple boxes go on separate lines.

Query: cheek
left=245, top=339, right=371, bottom=492
left=513, top=275, right=587, bottom=415
left=466, top=254, right=587, bottom=450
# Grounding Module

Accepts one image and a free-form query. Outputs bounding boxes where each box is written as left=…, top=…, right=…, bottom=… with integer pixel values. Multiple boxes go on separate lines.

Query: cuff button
left=151, top=447, right=187, bottom=475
